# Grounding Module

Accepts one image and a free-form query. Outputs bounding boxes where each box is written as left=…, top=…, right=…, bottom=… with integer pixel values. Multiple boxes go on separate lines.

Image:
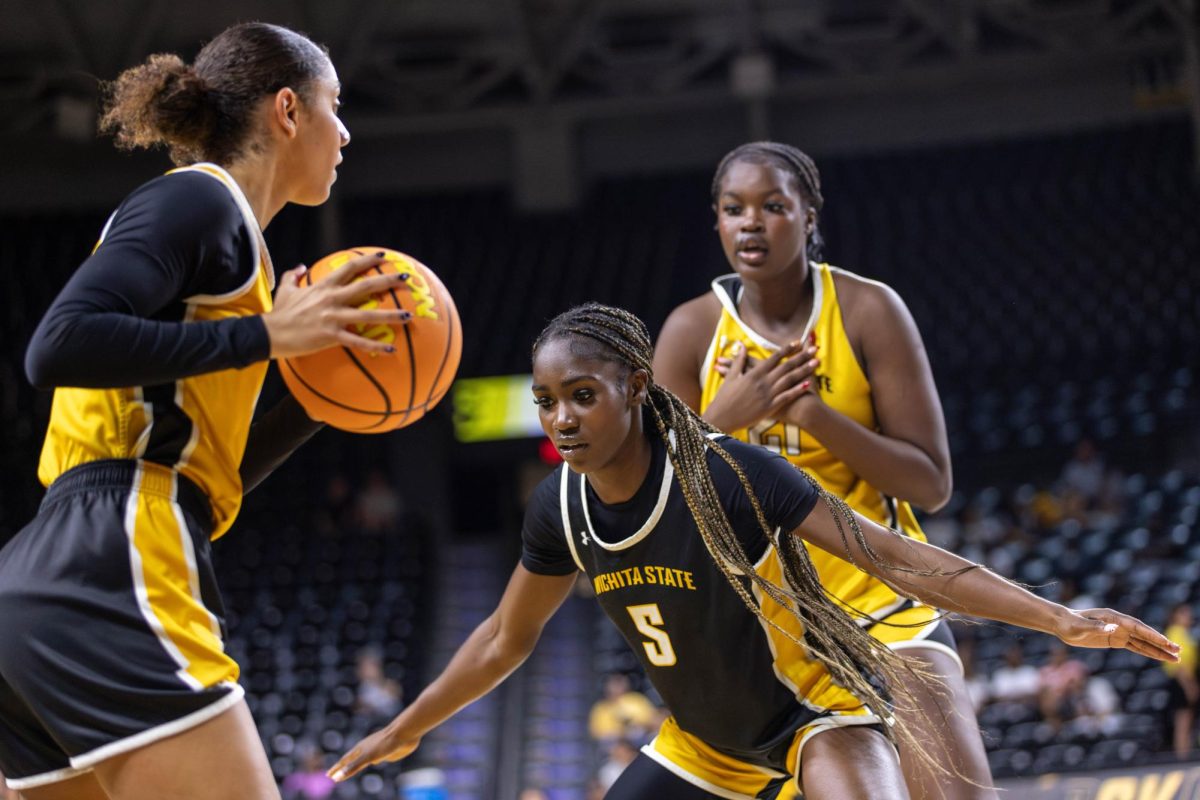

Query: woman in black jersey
left=0, top=23, right=410, bottom=800
left=330, top=303, right=1176, bottom=800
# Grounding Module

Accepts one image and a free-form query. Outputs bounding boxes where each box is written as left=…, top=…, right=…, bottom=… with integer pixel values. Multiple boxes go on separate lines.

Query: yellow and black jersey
left=27, top=163, right=275, bottom=538
left=699, top=265, right=929, bottom=625
left=522, top=434, right=874, bottom=774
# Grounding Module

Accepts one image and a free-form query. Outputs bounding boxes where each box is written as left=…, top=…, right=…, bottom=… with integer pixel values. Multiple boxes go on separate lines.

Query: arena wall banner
left=999, top=764, right=1200, bottom=799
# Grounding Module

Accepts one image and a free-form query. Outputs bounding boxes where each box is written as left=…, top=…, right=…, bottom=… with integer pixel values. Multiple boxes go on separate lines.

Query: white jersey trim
left=704, top=265, right=825, bottom=379
left=580, top=456, right=675, bottom=551
left=558, top=465, right=586, bottom=572
left=68, top=682, right=245, bottom=771
left=641, top=740, right=759, bottom=800
left=4, top=764, right=93, bottom=791
left=170, top=162, right=274, bottom=304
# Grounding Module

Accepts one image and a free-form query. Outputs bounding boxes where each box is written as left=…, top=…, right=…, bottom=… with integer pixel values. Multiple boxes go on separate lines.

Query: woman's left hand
left=1059, top=608, right=1180, bottom=662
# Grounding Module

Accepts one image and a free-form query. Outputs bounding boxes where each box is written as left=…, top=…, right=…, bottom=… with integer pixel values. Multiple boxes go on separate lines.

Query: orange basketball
left=280, top=247, right=462, bottom=433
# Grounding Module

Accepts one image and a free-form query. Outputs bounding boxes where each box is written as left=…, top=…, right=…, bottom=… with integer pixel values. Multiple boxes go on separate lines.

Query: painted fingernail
left=809, top=331, right=817, bottom=344
left=398, top=311, right=412, bottom=321
left=375, top=251, right=386, bottom=257
left=1103, top=623, right=1118, bottom=633
left=331, top=769, right=346, bottom=782
left=397, top=272, right=411, bottom=281
left=385, top=345, right=397, bottom=353
left=800, top=380, right=811, bottom=390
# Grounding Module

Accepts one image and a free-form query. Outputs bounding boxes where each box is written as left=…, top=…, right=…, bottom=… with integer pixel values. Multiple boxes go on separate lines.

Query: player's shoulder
left=825, top=264, right=909, bottom=324
left=704, top=434, right=788, bottom=477
left=121, top=170, right=244, bottom=230
left=658, top=290, right=723, bottom=347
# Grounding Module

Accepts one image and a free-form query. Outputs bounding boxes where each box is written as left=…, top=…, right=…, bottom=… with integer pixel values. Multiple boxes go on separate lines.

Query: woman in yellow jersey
left=0, top=23, right=410, bottom=800
left=654, top=142, right=989, bottom=799
left=328, top=304, right=1177, bottom=800
left=1165, top=604, right=1199, bottom=758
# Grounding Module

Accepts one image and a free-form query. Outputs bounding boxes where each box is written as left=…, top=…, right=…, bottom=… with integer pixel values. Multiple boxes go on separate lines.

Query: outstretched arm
left=793, top=499, right=1179, bottom=662
left=329, top=566, right=577, bottom=781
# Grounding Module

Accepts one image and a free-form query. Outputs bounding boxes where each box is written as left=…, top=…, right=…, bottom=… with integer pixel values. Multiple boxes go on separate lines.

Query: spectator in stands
left=329, top=303, right=1178, bottom=800
left=355, top=468, right=403, bottom=532
left=355, top=646, right=403, bottom=722
left=316, top=471, right=355, bottom=535
left=282, top=743, right=335, bottom=800
left=1077, top=674, right=1121, bottom=737
left=652, top=139, right=993, bottom=798
left=1164, top=603, right=1198, bottom=758
left=597, top=739, right=640, bottom=791
left=1061, top=439, right=1105, bottom=502
left=990, top=644, right=1040, bottom=706
left=0, top=21, right=409, bottom=800
left=1038, top=643, right=1089, bottom=731
left=587, top=673, right=658, bottom=747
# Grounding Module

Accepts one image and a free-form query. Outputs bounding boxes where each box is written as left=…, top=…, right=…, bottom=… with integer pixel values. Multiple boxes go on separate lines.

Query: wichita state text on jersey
left=522, top=435, right=873, bottom=771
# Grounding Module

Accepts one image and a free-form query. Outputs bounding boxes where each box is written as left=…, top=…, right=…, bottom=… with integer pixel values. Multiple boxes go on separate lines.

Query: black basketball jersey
left=522, top=434, right=870, bottom=770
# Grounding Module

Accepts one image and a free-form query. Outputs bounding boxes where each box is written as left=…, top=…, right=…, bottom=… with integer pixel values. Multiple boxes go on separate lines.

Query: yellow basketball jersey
left=37, top=164, right=274, bottom=539
left=699, top=263, right=927, bottom=620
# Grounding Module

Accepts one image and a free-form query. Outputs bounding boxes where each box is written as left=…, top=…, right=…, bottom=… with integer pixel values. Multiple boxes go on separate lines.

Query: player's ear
left=271, top=87, right=300, bottom=139
left=628, top=369, right=649, bottom=406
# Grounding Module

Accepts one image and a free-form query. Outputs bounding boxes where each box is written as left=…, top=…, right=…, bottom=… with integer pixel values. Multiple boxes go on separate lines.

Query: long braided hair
left=532, top=302, right=957, bottom=760
left=712, top=141, right=825, bottom=262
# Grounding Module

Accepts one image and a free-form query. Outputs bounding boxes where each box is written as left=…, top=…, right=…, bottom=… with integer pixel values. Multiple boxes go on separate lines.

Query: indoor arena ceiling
left=0, top=0, right=1192, bottom=139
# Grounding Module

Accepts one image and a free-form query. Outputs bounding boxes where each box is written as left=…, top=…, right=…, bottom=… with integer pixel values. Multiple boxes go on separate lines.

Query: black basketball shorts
left=0, top=460, right=242, bottom=790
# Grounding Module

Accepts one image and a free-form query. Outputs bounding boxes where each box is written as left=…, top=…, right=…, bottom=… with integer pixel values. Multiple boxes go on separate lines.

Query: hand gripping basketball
left=279, top=247, right=462, bottom=433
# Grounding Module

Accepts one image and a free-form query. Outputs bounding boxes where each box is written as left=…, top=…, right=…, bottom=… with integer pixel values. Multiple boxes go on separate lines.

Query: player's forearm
left=802, top=403, right=951, bottom=511
left=240, top=394, right=324, bottom=493
left=864, top=528, right=1069, bottom=636
left=383, top=614, right=533, bottom=739
left=26, top=308, right=269, bottom=389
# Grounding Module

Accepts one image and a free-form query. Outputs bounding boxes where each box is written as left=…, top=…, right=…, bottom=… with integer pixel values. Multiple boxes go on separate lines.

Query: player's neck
left=739, top=260, right=814, bottom=331
left=585, top=431, right=654, bottom=505
left=224, top=157, right=285, bottom=230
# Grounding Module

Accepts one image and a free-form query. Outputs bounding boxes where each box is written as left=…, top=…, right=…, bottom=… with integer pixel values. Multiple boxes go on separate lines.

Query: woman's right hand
left=328, top=725, right=422, bottom=783
left=703, top=339, right=818, bottom=432
left=263, top=251, right=413, bottom=359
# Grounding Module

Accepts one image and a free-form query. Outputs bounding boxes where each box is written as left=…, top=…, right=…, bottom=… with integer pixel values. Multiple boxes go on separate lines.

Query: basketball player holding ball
left=0, top=23, right=408, bottom=800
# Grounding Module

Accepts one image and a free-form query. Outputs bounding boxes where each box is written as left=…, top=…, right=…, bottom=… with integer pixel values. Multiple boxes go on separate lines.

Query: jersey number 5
left=627, top=603, right=677, bottom=667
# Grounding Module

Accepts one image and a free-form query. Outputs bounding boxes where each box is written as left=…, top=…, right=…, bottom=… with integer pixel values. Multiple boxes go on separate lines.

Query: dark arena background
left=1, top=1, right=1199, bottom=799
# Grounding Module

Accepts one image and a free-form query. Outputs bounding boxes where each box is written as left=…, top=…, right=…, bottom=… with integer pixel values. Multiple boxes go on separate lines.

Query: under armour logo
left=580, top=530, right=590, bottom=546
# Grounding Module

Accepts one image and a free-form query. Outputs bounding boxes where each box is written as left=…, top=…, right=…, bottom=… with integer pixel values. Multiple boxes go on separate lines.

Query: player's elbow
left=914, top=470, right=953, bottom=513
left=24, top=333, right=67, bottom=390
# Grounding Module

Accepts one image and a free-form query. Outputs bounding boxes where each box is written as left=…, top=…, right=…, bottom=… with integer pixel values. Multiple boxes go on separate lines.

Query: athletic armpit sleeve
left=521, top=473, right=579, bottom=576
left=24, top=173, right=271, bottom=389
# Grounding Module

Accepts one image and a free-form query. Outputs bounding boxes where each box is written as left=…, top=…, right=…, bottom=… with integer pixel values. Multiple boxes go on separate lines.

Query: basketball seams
left=280, top=247, right=460, bottom=433
left=342, top=347, right=393, bottom=430
left=422, top=276, right=458, bottom=410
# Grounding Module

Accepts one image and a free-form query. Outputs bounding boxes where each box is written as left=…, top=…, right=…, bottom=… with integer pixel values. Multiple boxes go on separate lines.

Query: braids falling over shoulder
left=534, top=303, right=960, bottom=778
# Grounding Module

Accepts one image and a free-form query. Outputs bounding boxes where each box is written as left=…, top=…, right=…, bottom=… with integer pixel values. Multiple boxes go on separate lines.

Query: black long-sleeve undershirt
left=25, top=169, right=321, bottom=492
left=25, top=171, right=271, bottom=390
